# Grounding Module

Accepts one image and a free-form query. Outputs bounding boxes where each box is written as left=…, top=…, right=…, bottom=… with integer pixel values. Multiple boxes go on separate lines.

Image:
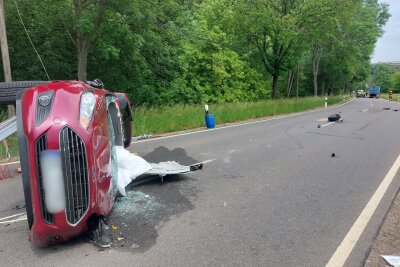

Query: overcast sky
left=371, top=0, right=400, bottom=63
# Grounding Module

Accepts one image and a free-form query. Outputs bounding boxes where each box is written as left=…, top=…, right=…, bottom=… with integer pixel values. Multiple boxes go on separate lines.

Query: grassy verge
left=381, top=93, right=400, bottom=102
left=0, top=133, right=19, bottom=162
left=133, top=96, right=349, bottom=136
left=0, top=95, right=349, bottom=160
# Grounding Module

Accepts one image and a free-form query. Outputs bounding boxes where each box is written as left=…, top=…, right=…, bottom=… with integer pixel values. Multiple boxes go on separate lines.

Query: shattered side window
left=106, top=96, right=119, bottom=195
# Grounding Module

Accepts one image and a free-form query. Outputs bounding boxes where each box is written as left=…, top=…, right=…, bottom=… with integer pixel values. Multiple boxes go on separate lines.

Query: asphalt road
left=1, top=98, right=400, bottom=266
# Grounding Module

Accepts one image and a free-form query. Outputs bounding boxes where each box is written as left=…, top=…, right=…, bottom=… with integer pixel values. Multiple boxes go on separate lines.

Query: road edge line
left=325, top=152, right=400, bottom=267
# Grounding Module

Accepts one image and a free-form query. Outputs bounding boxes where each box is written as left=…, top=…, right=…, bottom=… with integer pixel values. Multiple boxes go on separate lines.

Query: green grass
left=0, top=133, right=19, bottom=161
left=0, top=95, right=349, bottom=160
left=133, top=96, right=349, bottom=136
left=381, top=93, right=400, bottom=102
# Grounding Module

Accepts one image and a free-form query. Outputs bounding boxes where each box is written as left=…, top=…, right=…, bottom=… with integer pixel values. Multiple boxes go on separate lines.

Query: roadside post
left=325, top=97, right=328, bottom=109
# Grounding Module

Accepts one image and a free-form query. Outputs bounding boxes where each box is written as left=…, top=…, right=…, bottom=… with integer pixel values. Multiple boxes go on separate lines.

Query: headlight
left=79, top=91, right=96, bottom=128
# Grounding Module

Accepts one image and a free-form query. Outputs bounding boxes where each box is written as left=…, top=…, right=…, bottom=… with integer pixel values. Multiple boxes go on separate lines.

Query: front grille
left=60, top=127, right=89, bottom=224
left=35, top=135, right=54, bottom=224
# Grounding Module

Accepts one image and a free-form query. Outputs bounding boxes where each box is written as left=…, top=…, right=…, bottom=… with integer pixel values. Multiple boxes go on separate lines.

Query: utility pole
left=0, top=0, right=14, bottom=117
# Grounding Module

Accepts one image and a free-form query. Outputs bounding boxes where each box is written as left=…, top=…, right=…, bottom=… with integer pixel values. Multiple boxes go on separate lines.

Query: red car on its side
left=2, top=80, right=132, bottom=247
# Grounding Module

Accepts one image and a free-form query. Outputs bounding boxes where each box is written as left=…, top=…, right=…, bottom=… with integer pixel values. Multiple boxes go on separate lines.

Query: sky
left=371, top=0, right=400, bottom=63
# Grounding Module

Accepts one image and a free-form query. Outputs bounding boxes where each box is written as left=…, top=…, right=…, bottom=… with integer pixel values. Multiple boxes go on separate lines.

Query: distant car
left=356, top=90, right=366, bottom=98
left=0, top=80, right=132, bottom=247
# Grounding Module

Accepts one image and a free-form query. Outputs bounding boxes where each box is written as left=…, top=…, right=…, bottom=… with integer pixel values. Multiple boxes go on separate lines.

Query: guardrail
left=0, top=116, right=16, bottom=142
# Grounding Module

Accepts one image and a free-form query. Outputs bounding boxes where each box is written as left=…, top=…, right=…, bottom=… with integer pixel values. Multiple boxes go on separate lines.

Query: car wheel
left=328, top=114, right=341, bottom=122
left=0, top=81, right=50, bottom=105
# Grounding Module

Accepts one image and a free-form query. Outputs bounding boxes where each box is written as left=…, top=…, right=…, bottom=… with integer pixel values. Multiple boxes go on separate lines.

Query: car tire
left=0, top=81, right=50, bottom=105
left=328, top=114, right=341, bottom=122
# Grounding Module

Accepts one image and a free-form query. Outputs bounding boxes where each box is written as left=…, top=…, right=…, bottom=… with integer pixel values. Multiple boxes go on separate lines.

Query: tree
left=372, top=65, right=392, bottom=92
left=170, top=13, right=265, bottom=104
left=300, top=0, right=349, bottom=96
left=74, top=0, right=105, bottom=80
left=232, top=0, right=305, bottom=99
left=391, top=71, right=400, bottom=91
left=1, top=0, right=391, bottom=105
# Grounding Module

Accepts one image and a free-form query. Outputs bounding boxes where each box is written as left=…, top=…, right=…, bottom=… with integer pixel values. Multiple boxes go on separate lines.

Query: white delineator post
left=325, top=97, right=328, bottom=109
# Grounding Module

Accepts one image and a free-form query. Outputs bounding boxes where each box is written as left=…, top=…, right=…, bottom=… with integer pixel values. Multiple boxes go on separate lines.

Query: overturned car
left=12, top=80, right=132, bottom=247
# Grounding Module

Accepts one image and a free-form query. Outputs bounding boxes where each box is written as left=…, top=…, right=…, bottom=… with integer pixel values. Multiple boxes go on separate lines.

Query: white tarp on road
left=115, top=146, right=201, bottom=196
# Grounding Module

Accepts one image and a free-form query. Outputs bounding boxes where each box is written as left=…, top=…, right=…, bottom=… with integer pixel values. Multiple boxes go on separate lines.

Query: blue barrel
left=205, top=114, right=215, bottom=128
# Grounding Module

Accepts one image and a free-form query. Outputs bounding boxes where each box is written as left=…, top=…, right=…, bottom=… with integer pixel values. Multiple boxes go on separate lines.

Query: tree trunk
left=77, top=38, right=88, bottom=80
left=312, top=58, right=319, bottom=96
left=285, top=69, right=295, bottom=97
left=74, top=0, right=104, bottom=81
left=312, top=44, right=322, bottom=97
left=296, top=66, right=300, bottom=100
left=272, top=75, right=278, bottom=99
left=0, top=0, right=14, bottom=116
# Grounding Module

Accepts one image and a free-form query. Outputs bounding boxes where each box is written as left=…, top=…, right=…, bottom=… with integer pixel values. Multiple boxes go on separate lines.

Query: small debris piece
left=130, top=244, right=140, bottom=249
left=85, top=254, right=89, bottom=257
left=190, top=163, right=203, bottom=171
left=117, top=237, right=124, bottom=241
left=111, top=225, right=118, bottom=230
left=383, top=107, right=391, bottom=110
left=381, top=255, right=400, bottom=267
left=88, top=219, right=112, bottom=248
left=144, top=195, right=150, bottom=198
left=133, top=134, right=153, bottom=141
left=222, top=202, right=227, bottom=207
left=317, top=125, right=321, bottom=128
left=15, top=167, right=21, bottom=173
left=331, top=153, right=336, bottom=158
left=14, top=204, right=25, bottom=210
left=393, top=109, right=399, bottom=112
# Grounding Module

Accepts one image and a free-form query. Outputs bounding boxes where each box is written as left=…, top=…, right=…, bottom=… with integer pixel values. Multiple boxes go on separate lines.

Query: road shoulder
left=365, top=188, right=400, bottom=266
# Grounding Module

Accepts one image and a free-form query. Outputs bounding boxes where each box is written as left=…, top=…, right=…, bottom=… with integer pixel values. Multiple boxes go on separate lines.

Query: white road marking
left=0, top=215, right=27, bottom=224
left=132, top=99, right=354, bottom=144
left=325, top=152, right=400, bottom=267
left=0, top=212, right=26, bottom=221
left=319, top=122, right=336, bottom=128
